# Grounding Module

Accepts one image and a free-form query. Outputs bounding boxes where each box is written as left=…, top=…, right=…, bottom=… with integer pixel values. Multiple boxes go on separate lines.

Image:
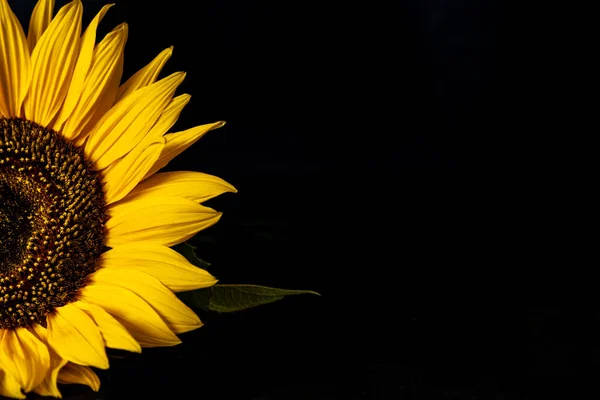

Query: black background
left=8, top=0, right=591, bottom=399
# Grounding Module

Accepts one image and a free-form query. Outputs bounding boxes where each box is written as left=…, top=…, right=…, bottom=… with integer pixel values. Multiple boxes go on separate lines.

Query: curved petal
left=0, top=0, right=31, bottom=118
left=29, top=324, right=67, bottom=399
left=78, top=284, right=181, bottom=348
left=74, top=54, right=124, bottom=147
left=73, top=301, right=141, bottom=353
left=57, top=363, right=100, bottom=392
left=24, top=0, right=82, bottom=127
left=106, top=195, right=222, bottom=247
left=84, top=72, right=186, bottom=170
left=102, top=137, right=165, bottom=205
left=0, top=327, right=50, bottom=392
left=99, top=242, right=217, bottom=292
left=46, top=303, right=109, bottom=370
left=27, top=0, right=54, bottom=51
left=71, top=22, right=128, bottom=131
left=130, top=171, right=236, bottom=204
left=52, top=3, right=112, bottom=130
left=91, top=268, right=202, bottom=334
left=145, top=93, right=190, bottom=141
left=117, top=46, right=173, bottom=101
left=0, top=370, right=25, bottom=399
left=54, top=7, right=121, bottom=139
left=30, top=324, right=67, bottom=397
left=144, top=121, right=225, bottom=178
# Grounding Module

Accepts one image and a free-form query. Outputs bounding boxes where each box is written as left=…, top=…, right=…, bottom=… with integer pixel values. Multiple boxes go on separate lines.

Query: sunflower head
left=0, top=0, right=234, bottom=398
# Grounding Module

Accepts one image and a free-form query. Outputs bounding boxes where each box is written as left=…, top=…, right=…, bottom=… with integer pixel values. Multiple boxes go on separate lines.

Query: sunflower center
left=0, top=179, right=34, bottom=269
left=0, top=118, right=106, bottom=329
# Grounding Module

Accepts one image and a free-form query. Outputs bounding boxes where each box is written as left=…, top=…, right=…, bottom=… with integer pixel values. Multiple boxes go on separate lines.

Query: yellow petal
left=57, top=363, right=100, bottom=392
left=46, top=303, right=109, bottom=369
left=0, top=327, right=50, bottom=392
left=84, top=72, right=186, bottom=170
left=78, top=284, right=181, bottom=348
left=73, top=301, right=141, bottom=353
left=100, top=93, right=188, bottom=164
left=0, top=0, right=31, bottom=118
left=53, top=6, right=119, bottom=138
left=145, top=121, right=225, bottom=178
left=91, top=268, right=202, bottom=334
left=29, top=324, right=68, bottom=399
left=24, top=0, right=82, bottom=126
left=30, top=353, right=66, bottom=398
left=0, top=370, right=25, bottom=399
left=102, top=137, right=165, bottom=205
left=145, top=93, right=190, bottom=141
left=73, top=58, right=124, bottom=148
left=117, top=46, right=173, bottom=101
left=132, top=171, right=236, bottom=204
left=106, top=195, right=222, bottom=247
left=100, top=242, right=217, bottom=292
left=27, top=0, right=54, bottom=51
left=63, top=9, right=124, bottom=145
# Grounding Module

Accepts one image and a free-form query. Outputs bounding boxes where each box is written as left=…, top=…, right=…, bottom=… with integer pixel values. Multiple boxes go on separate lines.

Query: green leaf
left=177, top=287, right=213, bottom=310
left=208, top=284, right=320, bottom=312
left=172, top=242, right=211, bottom=270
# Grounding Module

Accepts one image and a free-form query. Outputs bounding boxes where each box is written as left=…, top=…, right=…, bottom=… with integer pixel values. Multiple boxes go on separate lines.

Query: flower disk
left=0, top=118, right=105, bottom=329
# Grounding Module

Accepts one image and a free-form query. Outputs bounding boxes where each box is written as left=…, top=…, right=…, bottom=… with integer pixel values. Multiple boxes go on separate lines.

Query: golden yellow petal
left=78, top=284, right=181, bottom=348
left=98, top=93, right=188, bottom=167
left=30, top=353, right=66, bottom=398
left=52, top=5, right=117, bottom=137
left=73, top=301, right=141, bottom=353
left=32, top=377, right=60, bottom=398
left=99, top=242, right=217, bottom=292
left=91, top=268, right=202, bottom=334
left=71, top=22, right=128, bottom=128
left=116, top=46, right=173, bottom=101
left=106, top=195, right=222, bottom=247
left=103, top=137, right=165, bottom=205
left=57, top=363, right=100, bottom=392
left=27, top=0, right=54, bottom=51
left=0, top=370, right=25, bottom=399
left=145, top=93, right=190, bottom=141
left=46, top=303, right=109, bottom=370
left=145, top=121, right=225, bottom=178
left=84, top=72, right=185, bottom=170
left=0, top=327, right=50, bottom=392
left=64, top=9, right=124, bottom=145
left=23, top=0, right=82, bottom=127
left=29, top=324, right=68, bottom=399
left=73, top=64, right=124, bottom=149
left=0, top=0, right=31, bottom=118
left=74, top=24, right=127, bottom=134
left=132, top=171, right=236, bottom=204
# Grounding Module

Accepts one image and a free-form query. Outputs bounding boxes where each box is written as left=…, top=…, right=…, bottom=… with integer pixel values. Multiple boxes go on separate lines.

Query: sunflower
left=0, top=0, right=235, bottom=398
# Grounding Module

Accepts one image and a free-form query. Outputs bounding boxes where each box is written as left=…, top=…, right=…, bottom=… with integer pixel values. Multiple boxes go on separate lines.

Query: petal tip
left=224, top=180, right=238, bottom=193
left=71, top=0, right=83, bottom=10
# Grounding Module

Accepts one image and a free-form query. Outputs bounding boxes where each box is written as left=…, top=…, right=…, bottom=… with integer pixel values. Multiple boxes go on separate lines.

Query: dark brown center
left=0, top=118, right=106, bottom=329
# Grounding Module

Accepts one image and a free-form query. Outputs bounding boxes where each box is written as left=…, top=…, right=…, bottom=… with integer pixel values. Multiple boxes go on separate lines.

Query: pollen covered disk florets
left=0, top=118, right=106, bottom=329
